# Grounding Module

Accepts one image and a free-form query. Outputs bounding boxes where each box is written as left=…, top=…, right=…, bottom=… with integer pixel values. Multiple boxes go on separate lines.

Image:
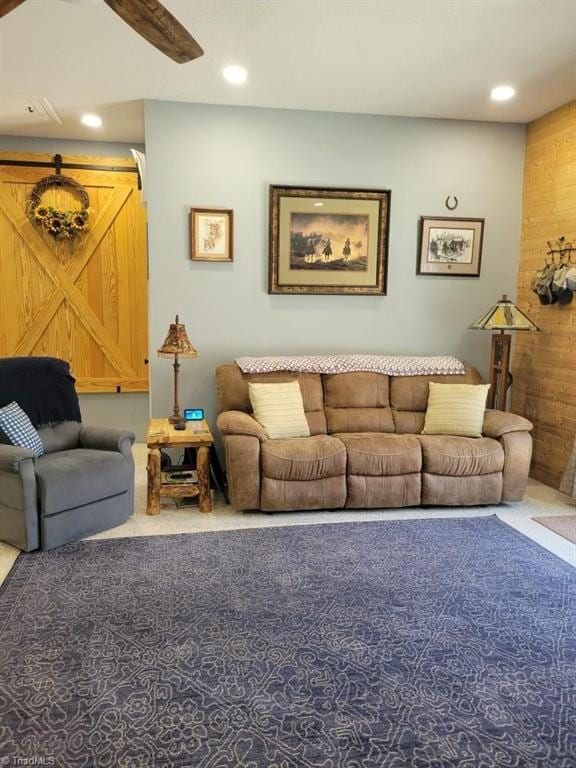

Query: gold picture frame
left=190, top=207, right=233, bottom=262
left=417, top=216, right=484, bottom=277
left=269, top=185, right=390, bottom=295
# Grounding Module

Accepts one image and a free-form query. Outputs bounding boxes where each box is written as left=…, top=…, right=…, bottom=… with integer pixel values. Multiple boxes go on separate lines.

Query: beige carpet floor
left=534, top=515, right=576, bottom=544
left=1, top=443, right=574, bottom=585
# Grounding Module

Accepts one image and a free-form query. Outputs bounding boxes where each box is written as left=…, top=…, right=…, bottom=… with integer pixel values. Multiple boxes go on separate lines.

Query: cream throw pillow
left=422, top=383, right=490, bottom=438
left=248, top=381, right=310, bottom=440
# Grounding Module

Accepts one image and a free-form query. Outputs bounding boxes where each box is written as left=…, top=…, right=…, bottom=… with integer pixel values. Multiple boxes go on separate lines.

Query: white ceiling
left=1, top=0, right=575, bottom=143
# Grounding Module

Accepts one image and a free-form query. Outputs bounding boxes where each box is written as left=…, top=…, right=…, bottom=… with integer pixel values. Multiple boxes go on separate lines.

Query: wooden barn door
left=0, top=152, right=148, bottom=393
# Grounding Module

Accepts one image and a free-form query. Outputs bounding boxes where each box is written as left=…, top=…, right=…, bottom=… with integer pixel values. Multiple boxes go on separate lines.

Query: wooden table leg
left=147, top=447, right=161, bottom=515
left=197, top=445, right=212, bottom=513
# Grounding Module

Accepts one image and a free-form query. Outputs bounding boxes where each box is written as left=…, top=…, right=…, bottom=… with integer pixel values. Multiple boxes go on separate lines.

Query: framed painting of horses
left=190, top=207, right=233, bottom=262
left=416, top=216, right=484, bottom=276
left=268, top=185, right=390, bottom=295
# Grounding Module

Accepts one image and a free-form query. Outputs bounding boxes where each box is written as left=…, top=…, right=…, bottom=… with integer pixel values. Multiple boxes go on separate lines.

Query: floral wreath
left=28, top=174, right=90, bottom=241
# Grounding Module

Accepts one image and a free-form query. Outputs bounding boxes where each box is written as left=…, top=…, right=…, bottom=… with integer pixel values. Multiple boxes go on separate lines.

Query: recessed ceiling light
left=490, top=85, right=516, bottom=102
left=223, top=65, right=247, bottom=85
left=81, top=113, right=102, bottom=128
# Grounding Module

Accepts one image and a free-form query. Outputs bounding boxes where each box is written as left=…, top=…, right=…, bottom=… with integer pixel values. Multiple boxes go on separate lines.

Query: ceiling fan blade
left=104, top=0, right=204, bottom=64
left=0, top=0, right=26, bottom=19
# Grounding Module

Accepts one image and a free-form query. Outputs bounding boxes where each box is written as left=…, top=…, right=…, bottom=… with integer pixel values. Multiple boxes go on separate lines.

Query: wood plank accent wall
left=0, top=152, right=148, bottom=393
left=512, top=101, right=576, bottom=488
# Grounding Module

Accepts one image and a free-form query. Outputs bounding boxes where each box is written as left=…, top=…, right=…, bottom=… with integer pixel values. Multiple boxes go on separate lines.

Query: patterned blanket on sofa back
left=235, top=354, right=465, bottom=376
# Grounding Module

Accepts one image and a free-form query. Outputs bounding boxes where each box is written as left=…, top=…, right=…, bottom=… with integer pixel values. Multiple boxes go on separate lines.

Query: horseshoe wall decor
left=445, top=195, right=458, bottom=211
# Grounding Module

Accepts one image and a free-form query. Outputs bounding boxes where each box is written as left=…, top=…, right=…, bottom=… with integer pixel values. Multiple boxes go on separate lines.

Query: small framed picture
left=190, top=208, right=233, bottom=262
left=417, top=216, right=484, bottom=277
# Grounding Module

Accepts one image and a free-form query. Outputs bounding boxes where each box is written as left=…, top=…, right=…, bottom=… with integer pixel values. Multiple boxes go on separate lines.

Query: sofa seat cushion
left=36, top=449, right=130, bottom=516
left=419, top=435, right=504, bottom=477
left=336, top=433, right=422, bottom=476
left=261, top=435, right=346, bottom=482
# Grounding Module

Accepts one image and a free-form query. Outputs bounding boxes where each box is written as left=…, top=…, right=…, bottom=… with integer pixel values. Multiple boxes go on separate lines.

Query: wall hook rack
left=546, top=236, right=576, bottom=264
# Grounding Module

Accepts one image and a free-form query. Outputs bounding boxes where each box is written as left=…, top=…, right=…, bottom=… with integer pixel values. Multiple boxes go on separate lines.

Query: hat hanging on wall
left=532, top=237, right=576, bottom=306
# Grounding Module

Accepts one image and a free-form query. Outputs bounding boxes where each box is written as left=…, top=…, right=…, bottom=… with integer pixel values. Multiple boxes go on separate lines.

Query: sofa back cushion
left=390, top=366, right=483, bottom=412
left=323, top=372, right=395, bottom=434
left=216, top=364, right=327, bottom=435
left=217, top=363, right=483, bottom=437
left=392, top=411, right=426, bottom=434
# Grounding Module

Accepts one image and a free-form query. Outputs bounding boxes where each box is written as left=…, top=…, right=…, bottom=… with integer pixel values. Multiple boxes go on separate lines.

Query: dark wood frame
left=190, top=207, right=234, bottom=262
left=417, top=216, right=484, bottom=277
left=269, top=185, right=390, bottom=295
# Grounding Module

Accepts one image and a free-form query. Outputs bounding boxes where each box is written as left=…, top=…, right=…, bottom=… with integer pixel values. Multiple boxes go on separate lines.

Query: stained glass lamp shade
left=469, top=294, right=539, bottom=332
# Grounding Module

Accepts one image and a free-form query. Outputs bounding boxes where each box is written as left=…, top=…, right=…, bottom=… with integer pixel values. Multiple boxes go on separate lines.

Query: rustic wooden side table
left=146, top=418, right=214, bottom=515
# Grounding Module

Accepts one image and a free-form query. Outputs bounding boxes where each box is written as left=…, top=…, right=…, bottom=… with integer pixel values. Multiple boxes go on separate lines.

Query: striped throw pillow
left=422, top=383, right=490, bottom=438
left=0, top=401, right=44, bottom=456
left=248, top=381, right=310, bottom=440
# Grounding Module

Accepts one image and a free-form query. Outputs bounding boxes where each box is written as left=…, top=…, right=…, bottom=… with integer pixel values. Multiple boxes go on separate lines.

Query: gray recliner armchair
left=0, top=357, right=135, bottom=551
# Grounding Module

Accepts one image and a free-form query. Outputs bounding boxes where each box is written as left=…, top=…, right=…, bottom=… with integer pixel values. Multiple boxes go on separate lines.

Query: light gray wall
left=0, top=135, right=149, bottom=440
left=79, top=393, right=149, bottom=442
left=144, top=101, right=526, bottom=427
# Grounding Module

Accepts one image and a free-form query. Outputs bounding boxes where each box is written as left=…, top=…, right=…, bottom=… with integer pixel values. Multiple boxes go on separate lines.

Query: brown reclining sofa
left=216, top=363, right=533, bottom=511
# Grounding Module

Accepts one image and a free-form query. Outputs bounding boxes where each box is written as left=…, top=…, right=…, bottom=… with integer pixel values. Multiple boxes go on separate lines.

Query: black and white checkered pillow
left=0, top=402, right=44, bottom=457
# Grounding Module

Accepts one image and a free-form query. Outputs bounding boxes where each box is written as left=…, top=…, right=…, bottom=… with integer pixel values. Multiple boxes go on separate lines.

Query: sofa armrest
left=499, top=431, right=532, bottom=501
left=483, top=409, right=532, bottom=439
left=0, top=444, right=36, bottom=473
left=223, top=434, right=261, bottom=510
left=79, top=426, right=136, bottom=457
left=217, top=411, right=267, bottom=442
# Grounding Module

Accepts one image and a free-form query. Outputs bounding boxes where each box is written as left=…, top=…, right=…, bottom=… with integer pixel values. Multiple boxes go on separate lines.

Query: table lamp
left=157, top=315, right=197, bottom=427
left=469, top=294, right=539, bottom=411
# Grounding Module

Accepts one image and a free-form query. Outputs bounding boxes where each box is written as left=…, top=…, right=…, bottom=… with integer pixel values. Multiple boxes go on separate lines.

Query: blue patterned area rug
left=0, top=517, right=574, bottom=768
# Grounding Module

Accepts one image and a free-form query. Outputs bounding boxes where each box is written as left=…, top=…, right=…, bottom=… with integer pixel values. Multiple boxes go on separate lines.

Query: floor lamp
left=157, top=315, right=197, bottom=427
left=469, top=294, right=539, bottom=411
